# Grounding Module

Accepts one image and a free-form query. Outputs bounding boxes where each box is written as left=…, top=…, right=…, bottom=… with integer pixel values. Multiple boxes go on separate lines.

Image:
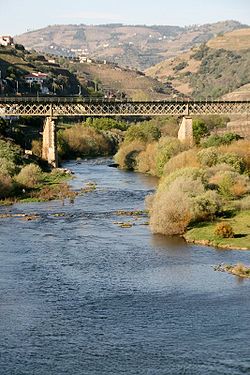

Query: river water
left=0, top=158, right=249, bottom=375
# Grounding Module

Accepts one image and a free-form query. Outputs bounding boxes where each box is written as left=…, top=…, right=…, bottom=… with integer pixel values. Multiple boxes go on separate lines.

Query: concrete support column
left=42, top=117, right=58, bottom=167
left=178, top=117, right=193, bottom=145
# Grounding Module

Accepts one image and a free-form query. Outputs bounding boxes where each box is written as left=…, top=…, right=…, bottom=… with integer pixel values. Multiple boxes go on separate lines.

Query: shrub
left=0, top=157, right=17, bottom=176
left=136, top=142, right=158, bottom=174
left=58, top=126, right=116, bottom=159
left=163, top=149, right=200, bottom=175
left=85, top=117, right=128, bottom=131
left=149, top=189, right=192, bottom=235
left=218, top=140, right=250, bottom=172
left=0, top=172, right=14, bottom=199
left=114, top=141, right=145, bottom=170
left=210, top=171, right=249, bottom=199
left=191, top=191, right=222, bottom=221
left=15, top=164, right=42, bottom=188
left=197, top=148, right=246, bottom=173
left=0, top=139, right=23, bottom=165
left=201, top=133, right=241, bottom=148
left=233, top=195, right=250, bottom=211
left=217, top=152, right=246, bottom=174
left=155, top=137, right=186, bottom=176
left=124, top=122, right=161, bottom=143
left=31, top=140, right=42, bottom=158
left=215, top=222, right=234, bottom=238
left=192, top=118, right=209, bottom=144
left=159, top=167, right=206, bottom=192
left=197, top=147, right=219, bottom=167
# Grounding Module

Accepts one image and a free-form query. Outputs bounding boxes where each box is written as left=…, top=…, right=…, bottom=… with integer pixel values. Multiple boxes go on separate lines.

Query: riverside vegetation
left=114, top=115, right=250, bottom=250
left=0, top=117, right=126, bottom=204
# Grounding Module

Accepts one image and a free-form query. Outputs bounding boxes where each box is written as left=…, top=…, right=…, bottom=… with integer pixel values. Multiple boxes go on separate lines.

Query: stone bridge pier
left=178, top=117, right=193, bottom=145
left=42, top=117, right=58, bottom=168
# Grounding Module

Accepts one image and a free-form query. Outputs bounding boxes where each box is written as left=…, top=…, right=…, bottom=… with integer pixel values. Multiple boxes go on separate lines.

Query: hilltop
left=146, top=28, right=250, bottom=100
left=14, top=21, right=247, bottom=70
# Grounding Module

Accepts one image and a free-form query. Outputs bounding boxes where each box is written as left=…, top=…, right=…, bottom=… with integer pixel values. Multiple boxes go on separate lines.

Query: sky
left=0, top=0, right=250, bottom=35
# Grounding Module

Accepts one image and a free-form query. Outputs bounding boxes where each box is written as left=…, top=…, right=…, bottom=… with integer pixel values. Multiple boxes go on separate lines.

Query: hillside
left=0, top=44, right=175, bottom=99
left=0, top=45, right=80, bottom=95
left=146, top=28, right=250, bottom=100
left=14, top=21, right=247, bottom=70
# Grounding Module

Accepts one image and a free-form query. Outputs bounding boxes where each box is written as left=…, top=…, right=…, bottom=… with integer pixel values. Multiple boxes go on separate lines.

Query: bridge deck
left=0, top=97, right=249, bottom=117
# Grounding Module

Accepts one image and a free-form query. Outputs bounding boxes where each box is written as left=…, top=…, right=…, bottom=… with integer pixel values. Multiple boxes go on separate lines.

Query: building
left=0, top=36, right=14, bottom=46
left=24, top=72, right=48, bottom=85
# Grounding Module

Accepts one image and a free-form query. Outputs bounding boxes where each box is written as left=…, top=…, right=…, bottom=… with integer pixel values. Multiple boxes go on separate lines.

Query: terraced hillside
left=146, top=28, right=250, bottom=100
left=15, top=21, right=246, bottom=70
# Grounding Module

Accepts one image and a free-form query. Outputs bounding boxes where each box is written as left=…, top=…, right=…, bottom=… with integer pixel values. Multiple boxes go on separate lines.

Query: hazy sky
left=1, top=0, right=250, bottom=35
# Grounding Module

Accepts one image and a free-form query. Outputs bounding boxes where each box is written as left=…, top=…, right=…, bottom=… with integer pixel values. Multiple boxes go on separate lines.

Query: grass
left=185, top=210, right=250, bottom=249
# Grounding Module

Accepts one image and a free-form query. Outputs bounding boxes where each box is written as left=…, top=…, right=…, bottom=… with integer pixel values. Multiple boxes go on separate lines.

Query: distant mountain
left=145, top=28, right=250, bottom=100
left=15, top=20, right=247, bottom=70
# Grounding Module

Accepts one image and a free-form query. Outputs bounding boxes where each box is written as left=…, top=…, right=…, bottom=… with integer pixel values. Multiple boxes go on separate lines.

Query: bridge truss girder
left=0, top=101, right=250, bottom=117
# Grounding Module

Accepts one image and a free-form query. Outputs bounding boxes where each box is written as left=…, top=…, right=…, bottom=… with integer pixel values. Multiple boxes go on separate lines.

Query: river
left=0, top=158, right=249, bottom=375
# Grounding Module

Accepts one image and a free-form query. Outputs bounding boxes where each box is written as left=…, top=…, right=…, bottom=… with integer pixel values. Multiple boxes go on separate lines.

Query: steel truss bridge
left=0, top=97, right=250, bottom=117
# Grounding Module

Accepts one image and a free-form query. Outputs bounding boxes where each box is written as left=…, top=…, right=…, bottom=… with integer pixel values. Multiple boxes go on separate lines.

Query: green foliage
left=159, top=167, right=206, bottom=192
left=197, top=147, right=219, bottom=167
left=15, top=164, right=42, bottom=188
left=124, top=122, right=161, bottom=143
left=192, top=118, right=209, bottom=144
left=190, top=47, right=250, bottom=99
left=174, top=61, right=188, bottom=71
left=215, top=222, right=234, bottom=238
left=201, top=133, right=241, bottom=148
left=58, top=126, right=119, bottom=159
left=191, top=191, right=222, bottom=221
left=218, top=153, right=246, bottom=174
left=0, top=139, right=23, bottom=166
left=84, top=117, right=128, bottom=131
left=155, top=137, right=185, bottom=176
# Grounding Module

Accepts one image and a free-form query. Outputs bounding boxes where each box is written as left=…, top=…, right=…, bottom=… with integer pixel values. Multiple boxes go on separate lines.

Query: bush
left=201, top=133, right=241, bottom=148
left=218, top=153, right=246, bottom=174
left=233, top=195, right=250, bottom=211
left=58, top=126, right=117, bottom=159
left=210, top=171, right=249, bottom=199
left=0, top=139, right=23, bottom=165
left=218, top=140, right=250, bottom=172
left=0, top=157, right=17, bottom=176
left=136, top=142, right=158, bottom=174
left=85, top=117, right=128, bottom=131
left=163, top=149, right=200, bottom=175
left=31, top=140, right=42, bottom=158
left=198, top=148, right=246, bottom=173
left=124, top=122, right=161, bottom=143
left=15, top=164, right=42, bottom=188
left=149, top=189, right=192, bottom=235
left=0, top=172, right=14, bottom=199
left=191, top=190, right=222, bottom=221
left=155, top=137, right=186, bottom=176
left=114, top=141, right=145, bottom=170
left=197, top=147, right=219, bottom=167
left=159, top=167, right=206, bottom=193
left=215, top=222, right=234, bottom=238
left=192, top=118, right=209, bottom=144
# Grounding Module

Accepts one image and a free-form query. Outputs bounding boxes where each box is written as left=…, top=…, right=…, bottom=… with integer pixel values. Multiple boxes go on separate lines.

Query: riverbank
left=184, top=210, right=250, bottom=250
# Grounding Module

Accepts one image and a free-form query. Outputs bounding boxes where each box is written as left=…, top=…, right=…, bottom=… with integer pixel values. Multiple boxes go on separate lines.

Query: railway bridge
left=0, top=97, right=249, bottom=167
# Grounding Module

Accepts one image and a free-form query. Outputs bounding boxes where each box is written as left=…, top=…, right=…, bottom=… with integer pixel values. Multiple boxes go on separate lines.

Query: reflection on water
left=0, top=158, right=249, bottom=375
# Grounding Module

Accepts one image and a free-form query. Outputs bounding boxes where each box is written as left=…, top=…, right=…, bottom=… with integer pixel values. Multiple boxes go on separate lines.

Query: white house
left=24, top=72, right=48, bottom=85
left=0, top=36, right=14, bottom=46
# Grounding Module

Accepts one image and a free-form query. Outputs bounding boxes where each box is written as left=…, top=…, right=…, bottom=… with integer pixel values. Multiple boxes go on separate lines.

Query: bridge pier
left=178, top=117, right=193, bottom=145
left=42, top=117, right=58, bottom=168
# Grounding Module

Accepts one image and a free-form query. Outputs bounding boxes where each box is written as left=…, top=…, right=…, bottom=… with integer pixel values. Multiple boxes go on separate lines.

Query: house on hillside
left=0, top=36, right=14, bottom=46
left=25, top=72, right=49, bottom=94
